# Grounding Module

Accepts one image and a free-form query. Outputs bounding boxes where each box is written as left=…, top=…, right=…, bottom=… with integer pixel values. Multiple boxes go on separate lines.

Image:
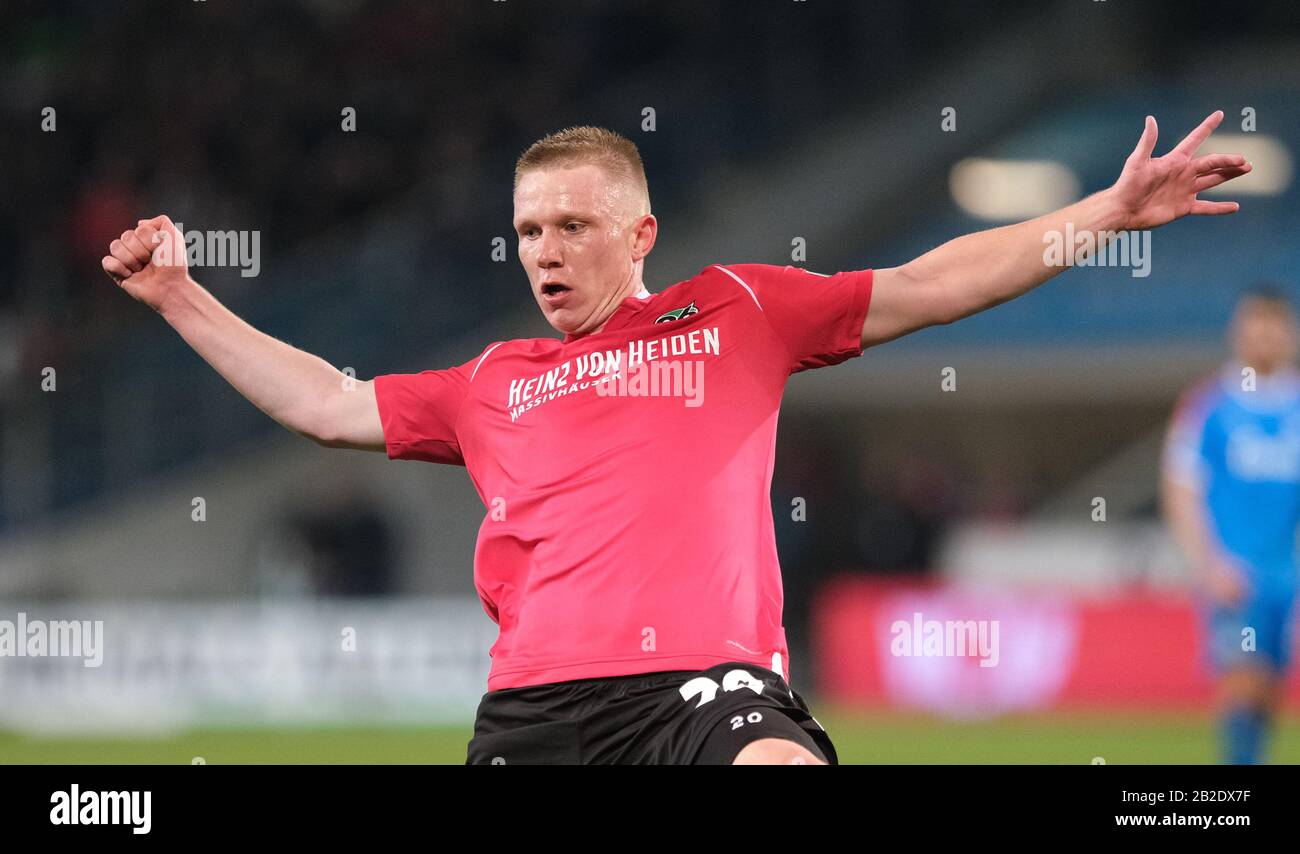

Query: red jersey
left=374, top=263, right=873, bottom=690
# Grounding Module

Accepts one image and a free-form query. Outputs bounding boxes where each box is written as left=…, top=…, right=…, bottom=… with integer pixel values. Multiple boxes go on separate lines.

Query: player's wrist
left=1088, top=186, right=1132, bottom=233
left=157, top=275, right=202, bottom=323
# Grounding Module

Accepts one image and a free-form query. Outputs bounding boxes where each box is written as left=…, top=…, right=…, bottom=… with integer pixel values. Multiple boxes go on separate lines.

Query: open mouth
left=541, top=282, right=571, bottom=296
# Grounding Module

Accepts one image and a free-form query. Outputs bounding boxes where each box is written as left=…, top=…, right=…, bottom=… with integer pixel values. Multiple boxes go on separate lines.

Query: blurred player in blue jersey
left=1162, top=287, right=1300, bottom=764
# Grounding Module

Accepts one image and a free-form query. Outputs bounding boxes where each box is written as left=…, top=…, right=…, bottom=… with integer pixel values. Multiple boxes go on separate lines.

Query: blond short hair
left=514, top=126, right=650, bottom=213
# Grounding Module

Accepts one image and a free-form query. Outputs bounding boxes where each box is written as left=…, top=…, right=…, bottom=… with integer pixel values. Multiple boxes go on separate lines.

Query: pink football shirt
left=374, top=263, right=873, bottom=690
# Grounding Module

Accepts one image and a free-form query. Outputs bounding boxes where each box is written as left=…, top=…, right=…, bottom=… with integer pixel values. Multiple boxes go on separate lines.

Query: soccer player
left=1162, top=288, right=1300, bottom=764
left=103, top=113, right=1248, bottom=764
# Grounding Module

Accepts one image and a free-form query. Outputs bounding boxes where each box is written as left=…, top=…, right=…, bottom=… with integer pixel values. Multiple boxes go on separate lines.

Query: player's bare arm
left=863, top=111, right=1252, bottom=348
left=1160, top=468, right=1249, bottom=607
left=101, top=215, right=384, bottom=451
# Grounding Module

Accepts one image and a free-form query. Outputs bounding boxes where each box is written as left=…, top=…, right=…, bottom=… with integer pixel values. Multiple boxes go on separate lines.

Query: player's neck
left=590, top=281, right=650, bottom=334
left=1238, top=361, right=1294, bottom=379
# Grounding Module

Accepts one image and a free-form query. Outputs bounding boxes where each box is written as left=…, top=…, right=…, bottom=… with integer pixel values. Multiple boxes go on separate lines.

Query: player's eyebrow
left=514, top=210, right=593, bottom=231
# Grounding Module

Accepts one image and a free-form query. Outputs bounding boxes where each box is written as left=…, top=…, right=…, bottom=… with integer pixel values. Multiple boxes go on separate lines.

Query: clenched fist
left=101, top=215, right=191, bottom=312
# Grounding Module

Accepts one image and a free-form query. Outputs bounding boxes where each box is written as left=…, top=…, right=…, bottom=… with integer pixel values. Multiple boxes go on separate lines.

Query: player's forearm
left=1160, top=475, right=1219, bottom=579
left=906, top=188, right=1128, bottom=324
left=159, top=277, right=353, bottom=442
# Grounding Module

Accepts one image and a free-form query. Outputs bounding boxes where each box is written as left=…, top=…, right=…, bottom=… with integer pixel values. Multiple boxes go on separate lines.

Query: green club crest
left=655, top=300, right=699, bottom=324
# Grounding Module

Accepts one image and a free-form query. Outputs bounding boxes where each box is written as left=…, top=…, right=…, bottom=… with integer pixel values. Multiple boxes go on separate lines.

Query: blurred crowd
left=0, top=0, right=1009, bottom=409
left=2, top=1, right=529, bottom=400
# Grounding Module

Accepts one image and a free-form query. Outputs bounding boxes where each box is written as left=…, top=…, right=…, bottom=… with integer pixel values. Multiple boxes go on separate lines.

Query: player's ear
left=632, top=214, right=657, bottom=259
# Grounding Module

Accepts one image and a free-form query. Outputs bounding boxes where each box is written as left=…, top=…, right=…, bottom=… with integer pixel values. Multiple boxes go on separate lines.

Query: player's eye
left=564, top=221, right=584, bottom=233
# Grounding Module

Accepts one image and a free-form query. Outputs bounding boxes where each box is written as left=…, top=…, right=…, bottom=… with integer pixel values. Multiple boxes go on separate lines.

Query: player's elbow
left=302, top=404, right=355, bottom=448
left=933, top=295, right=965, bottom=327
left=282, top=410, right=337, bottom=447
left=274, top=393, right=347, bottom=448
left=302, top=419, right=369, bottom=450
left=305, top=425, right=347, bottom=448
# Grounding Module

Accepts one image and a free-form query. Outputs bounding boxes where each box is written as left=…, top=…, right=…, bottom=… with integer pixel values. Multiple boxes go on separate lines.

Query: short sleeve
left=373, top=354, right=479, bottom=465
left=717, top=264, right=873, bottom=374
left=1162, top=382, right=1216, bottom=491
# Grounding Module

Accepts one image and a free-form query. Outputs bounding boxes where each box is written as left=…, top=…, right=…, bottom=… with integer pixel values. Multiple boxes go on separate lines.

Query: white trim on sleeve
left=711, top=265, right=764, bottom=311
left=470, top=342, right=506, bottom=382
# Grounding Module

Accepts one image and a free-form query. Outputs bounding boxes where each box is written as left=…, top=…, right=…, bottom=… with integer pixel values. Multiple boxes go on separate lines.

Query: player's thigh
left=693, top=705, right=829, bottom=765
left=733, top=737, right=826, bottom=765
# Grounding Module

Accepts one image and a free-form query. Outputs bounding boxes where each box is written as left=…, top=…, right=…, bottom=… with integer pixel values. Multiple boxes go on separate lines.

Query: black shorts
left=465, top=662, right=838, bottom=765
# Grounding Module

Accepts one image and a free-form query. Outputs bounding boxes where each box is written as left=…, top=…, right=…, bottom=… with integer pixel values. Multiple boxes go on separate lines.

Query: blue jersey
left=1164, top=363, right=1300, bottom=580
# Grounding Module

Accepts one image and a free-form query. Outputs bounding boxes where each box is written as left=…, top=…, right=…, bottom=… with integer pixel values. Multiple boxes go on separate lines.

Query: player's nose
left=535, top=229, right=565, bottom=264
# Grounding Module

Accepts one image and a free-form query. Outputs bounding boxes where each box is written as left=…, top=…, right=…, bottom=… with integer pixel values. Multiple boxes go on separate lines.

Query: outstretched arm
left=102, top=216, right=385, bottom=450
left=862, top=111, right=1251, bottom=348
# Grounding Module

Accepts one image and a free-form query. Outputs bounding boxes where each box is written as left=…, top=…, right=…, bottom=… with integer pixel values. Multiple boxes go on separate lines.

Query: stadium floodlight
left=950, top=158, right=1082, bottom=221
left=1196, top=134, right=1292, bottom=196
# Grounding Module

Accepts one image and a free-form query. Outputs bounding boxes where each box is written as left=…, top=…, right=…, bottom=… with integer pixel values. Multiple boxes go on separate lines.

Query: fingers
left=1129, top=114, right=1158, bottom=162
left=103, top=216, right=180, bottom=284
left=102, top=214, right=185, bottom=288
left=1192, top=152, right=1248, bottom=174
left=119, top=229, right=152, bottom=264
left=1193, top=164, right=1252, bottom=192
left=134, top=220, right=162, bottom=255
left=144, top=214, right=178, bottom=234
left=108, top=236, right=144, bottom=273
left=1190, top=198, right=1240, bottom=216
left=140, top=215, right=187, bottom=268
left=1173, top=109, right=1224, bottom=157
left=102, top=255, right=131, bottom=283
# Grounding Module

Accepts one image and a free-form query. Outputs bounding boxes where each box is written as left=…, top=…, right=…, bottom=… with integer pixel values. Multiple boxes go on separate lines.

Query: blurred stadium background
left=3, top=0, right=1300, bottom=763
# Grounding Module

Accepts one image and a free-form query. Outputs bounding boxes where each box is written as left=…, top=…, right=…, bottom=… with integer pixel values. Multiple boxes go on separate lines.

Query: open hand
left=1111, top=111, right=1252, bottom=230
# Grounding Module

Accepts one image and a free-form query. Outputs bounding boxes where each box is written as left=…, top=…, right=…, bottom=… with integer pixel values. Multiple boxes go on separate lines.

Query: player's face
left=514, top=163, right=652, bottom=336
left=1231, top=300, right=1298, bottom=375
